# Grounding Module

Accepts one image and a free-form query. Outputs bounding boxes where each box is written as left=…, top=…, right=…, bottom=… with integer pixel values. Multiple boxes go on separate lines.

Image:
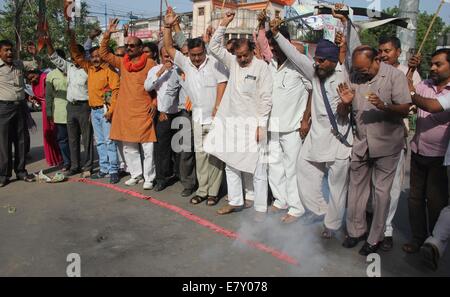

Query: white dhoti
left=268, top=131, right=305, bottom=217
left=297, top=156, right=350, bottom=230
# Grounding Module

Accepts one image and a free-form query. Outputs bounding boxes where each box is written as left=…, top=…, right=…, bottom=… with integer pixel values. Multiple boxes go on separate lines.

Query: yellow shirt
left=70, top=42, right=119, bottom=112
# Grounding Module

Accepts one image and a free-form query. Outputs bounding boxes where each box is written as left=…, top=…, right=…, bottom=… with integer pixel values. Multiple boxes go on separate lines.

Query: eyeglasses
left=313, top=57, right=326, bottom=64
left=125, top=44, right=138, bottom=48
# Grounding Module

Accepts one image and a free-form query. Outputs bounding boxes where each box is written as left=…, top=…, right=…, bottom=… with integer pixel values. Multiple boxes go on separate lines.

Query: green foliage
left=0, top=0, right=100, bottom=67
left=358, top=6, right=449, bottom=78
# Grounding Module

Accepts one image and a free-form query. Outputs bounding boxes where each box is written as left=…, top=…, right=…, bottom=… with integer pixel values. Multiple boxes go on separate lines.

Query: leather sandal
left=207, top=196, right=219, bottom=206
left=402, top=242, right=421, bottom=254
left=217, top=204, right=244, bottom=215
left=190, top=195, right=207, bottom=205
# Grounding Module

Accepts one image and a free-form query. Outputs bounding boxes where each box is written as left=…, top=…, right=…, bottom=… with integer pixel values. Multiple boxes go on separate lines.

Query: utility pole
left=13, top=0, right=26, bottom=59
left=397, top=0, right=420, bottom=65
left=104, top=3, right=107, bottom=29
left=159, top=0, right=163, bottom=35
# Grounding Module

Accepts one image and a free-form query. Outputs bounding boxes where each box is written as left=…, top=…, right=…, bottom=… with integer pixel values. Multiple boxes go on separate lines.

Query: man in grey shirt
left=0, top=39, right=36, bottom=187
left=343, top=46, right=412, bottom=256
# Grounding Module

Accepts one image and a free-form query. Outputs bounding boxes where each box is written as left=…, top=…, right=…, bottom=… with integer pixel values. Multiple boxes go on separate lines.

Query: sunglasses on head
left=125, top=44, right=138, bottom=48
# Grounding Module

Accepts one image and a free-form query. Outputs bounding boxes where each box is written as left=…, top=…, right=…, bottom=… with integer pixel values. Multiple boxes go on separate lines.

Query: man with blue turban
left=270, top=18, right=353, bottom=239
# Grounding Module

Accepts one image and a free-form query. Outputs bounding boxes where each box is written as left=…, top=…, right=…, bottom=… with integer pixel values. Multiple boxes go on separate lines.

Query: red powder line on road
left=70, top=178, right=299, bottom=266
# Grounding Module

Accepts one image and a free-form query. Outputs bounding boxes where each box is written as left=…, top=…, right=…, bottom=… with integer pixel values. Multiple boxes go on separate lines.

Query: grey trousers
left=346, top=151, right=401, bottom=245
left=193, top=121, right=224, bottom=197
left=175, top=110, right=197, bottom=191
left=425, top=206, right=450, bottom=258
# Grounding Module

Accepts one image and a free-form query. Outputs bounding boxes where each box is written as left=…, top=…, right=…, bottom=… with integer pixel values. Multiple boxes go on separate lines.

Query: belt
left=91, top=105, right=103, bottom=110
left=0, top=100, right=22, bottom=105
left=69, top=100, right=88, bottom=105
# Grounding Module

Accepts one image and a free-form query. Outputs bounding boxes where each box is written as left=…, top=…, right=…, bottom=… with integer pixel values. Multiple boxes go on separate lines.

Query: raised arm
left=99, top=18, right=122, bottom=69
left=163, top=7, right=179, bottom=61
left=68, top=29, right=90, bottom=72
left=209, top=11, right=236, bottom=69
left=270, top=18, right=315, bottom=81
left=44, top=30, right=68, bottom=73
left=256, top=10, right=273, bottom=63
left=335, top=31, right=347, bottom=65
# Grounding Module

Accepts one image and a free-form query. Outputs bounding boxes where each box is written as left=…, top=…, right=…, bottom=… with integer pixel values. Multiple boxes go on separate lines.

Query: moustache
left=350, top=70, right=372, bottom=83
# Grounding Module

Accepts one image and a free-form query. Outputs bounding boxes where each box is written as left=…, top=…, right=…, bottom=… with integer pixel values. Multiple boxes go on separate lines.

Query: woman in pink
left=26, top=69, right=62, bottom=167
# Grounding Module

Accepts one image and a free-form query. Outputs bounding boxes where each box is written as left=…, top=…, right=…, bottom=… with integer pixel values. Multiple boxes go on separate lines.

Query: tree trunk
left=13, top=0, right=26, bottom=59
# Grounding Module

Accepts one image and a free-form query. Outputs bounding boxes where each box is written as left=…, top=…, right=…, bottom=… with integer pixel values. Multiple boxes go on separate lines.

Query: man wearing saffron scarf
left=99, top=18, right=158, bottom=190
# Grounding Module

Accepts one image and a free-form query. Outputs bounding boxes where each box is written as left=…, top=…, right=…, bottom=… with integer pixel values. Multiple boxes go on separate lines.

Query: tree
left=0, top=0, right=99, bottom=64
left=359, top=6, right=449, bottom=78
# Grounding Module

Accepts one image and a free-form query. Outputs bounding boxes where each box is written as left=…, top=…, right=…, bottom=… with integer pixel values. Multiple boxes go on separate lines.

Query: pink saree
left=32, top=72, right=62, bottom=167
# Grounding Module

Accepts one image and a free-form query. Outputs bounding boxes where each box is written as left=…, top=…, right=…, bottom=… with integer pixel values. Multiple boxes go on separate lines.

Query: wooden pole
left=407, top=0, right=445, bottom=77
left=417, top=0, right=445, bottom=55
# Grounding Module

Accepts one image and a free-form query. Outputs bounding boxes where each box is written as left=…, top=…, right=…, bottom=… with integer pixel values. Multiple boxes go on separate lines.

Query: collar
left=327, top=63, right=344, bottom=84
left=0, top=58, right=17, bottom=68
left=90, top=63, right=108, bottom=72
left=189, top=55, right=209, bottom=71
left=368, top=62, right=387, bottom=84
left=426, top=79, right=450, bottom=93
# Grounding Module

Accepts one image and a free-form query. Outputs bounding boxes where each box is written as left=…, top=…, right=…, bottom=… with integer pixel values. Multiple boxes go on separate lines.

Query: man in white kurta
left=272, top=22, right=352, bottom=236
left=205, top=12, right=273, bottom=217
left=265, top=29, right=312, bottom=223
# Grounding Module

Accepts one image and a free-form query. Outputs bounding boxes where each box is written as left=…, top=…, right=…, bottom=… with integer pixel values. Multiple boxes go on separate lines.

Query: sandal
left=321, top=227, right=333, bottom=239
left=190, top=195, right=207, bottom=205
left=207, top=196, right=219, bottom=206
left=402, top=242, right=421, bottom=254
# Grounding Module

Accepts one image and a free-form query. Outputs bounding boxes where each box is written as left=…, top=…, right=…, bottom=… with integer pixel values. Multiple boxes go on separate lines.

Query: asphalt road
left=0, top=112, right=448, bottom=277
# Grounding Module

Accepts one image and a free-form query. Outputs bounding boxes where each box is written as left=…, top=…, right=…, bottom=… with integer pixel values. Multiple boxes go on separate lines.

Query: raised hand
left=26, top=42, right=37, bottom=57
left=89, top=28, right=102, bottom=39
left=164, top=7, right=179, bottom=27
left=107, top=18, right=120, bottom=34
left=337, top=82, right=354, bottom=104
left=220, top=10, right=235, bottom=27
left=257, top=9, right=267, bottom=27
left=123, top=24, right=129, bottom=37
left=335, top=31, right=346, bottom=48
left=203, top=26, right=215, bottom=43
left=269, top=17, right=283, bottom=35
left=408, top=54, right=422, bottom=70
left=332, top=3, right=347, bottom=24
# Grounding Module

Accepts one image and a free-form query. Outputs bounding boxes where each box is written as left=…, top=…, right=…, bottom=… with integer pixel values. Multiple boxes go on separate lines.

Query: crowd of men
left=0, top=5, right=449, bottom=271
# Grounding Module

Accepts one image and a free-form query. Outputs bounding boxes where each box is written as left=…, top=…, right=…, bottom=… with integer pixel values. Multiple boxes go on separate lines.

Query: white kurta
left=205, top=26, right=273, bottom=174
left=274, top=32, right=352, bottom=229
left=268, top=58, right=312, bottom=133
left=273, top=33, right=352, bottom=162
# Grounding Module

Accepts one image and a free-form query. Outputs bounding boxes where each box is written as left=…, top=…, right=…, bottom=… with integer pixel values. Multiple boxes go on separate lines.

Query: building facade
left=192, top=0, right=285, bottom=40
